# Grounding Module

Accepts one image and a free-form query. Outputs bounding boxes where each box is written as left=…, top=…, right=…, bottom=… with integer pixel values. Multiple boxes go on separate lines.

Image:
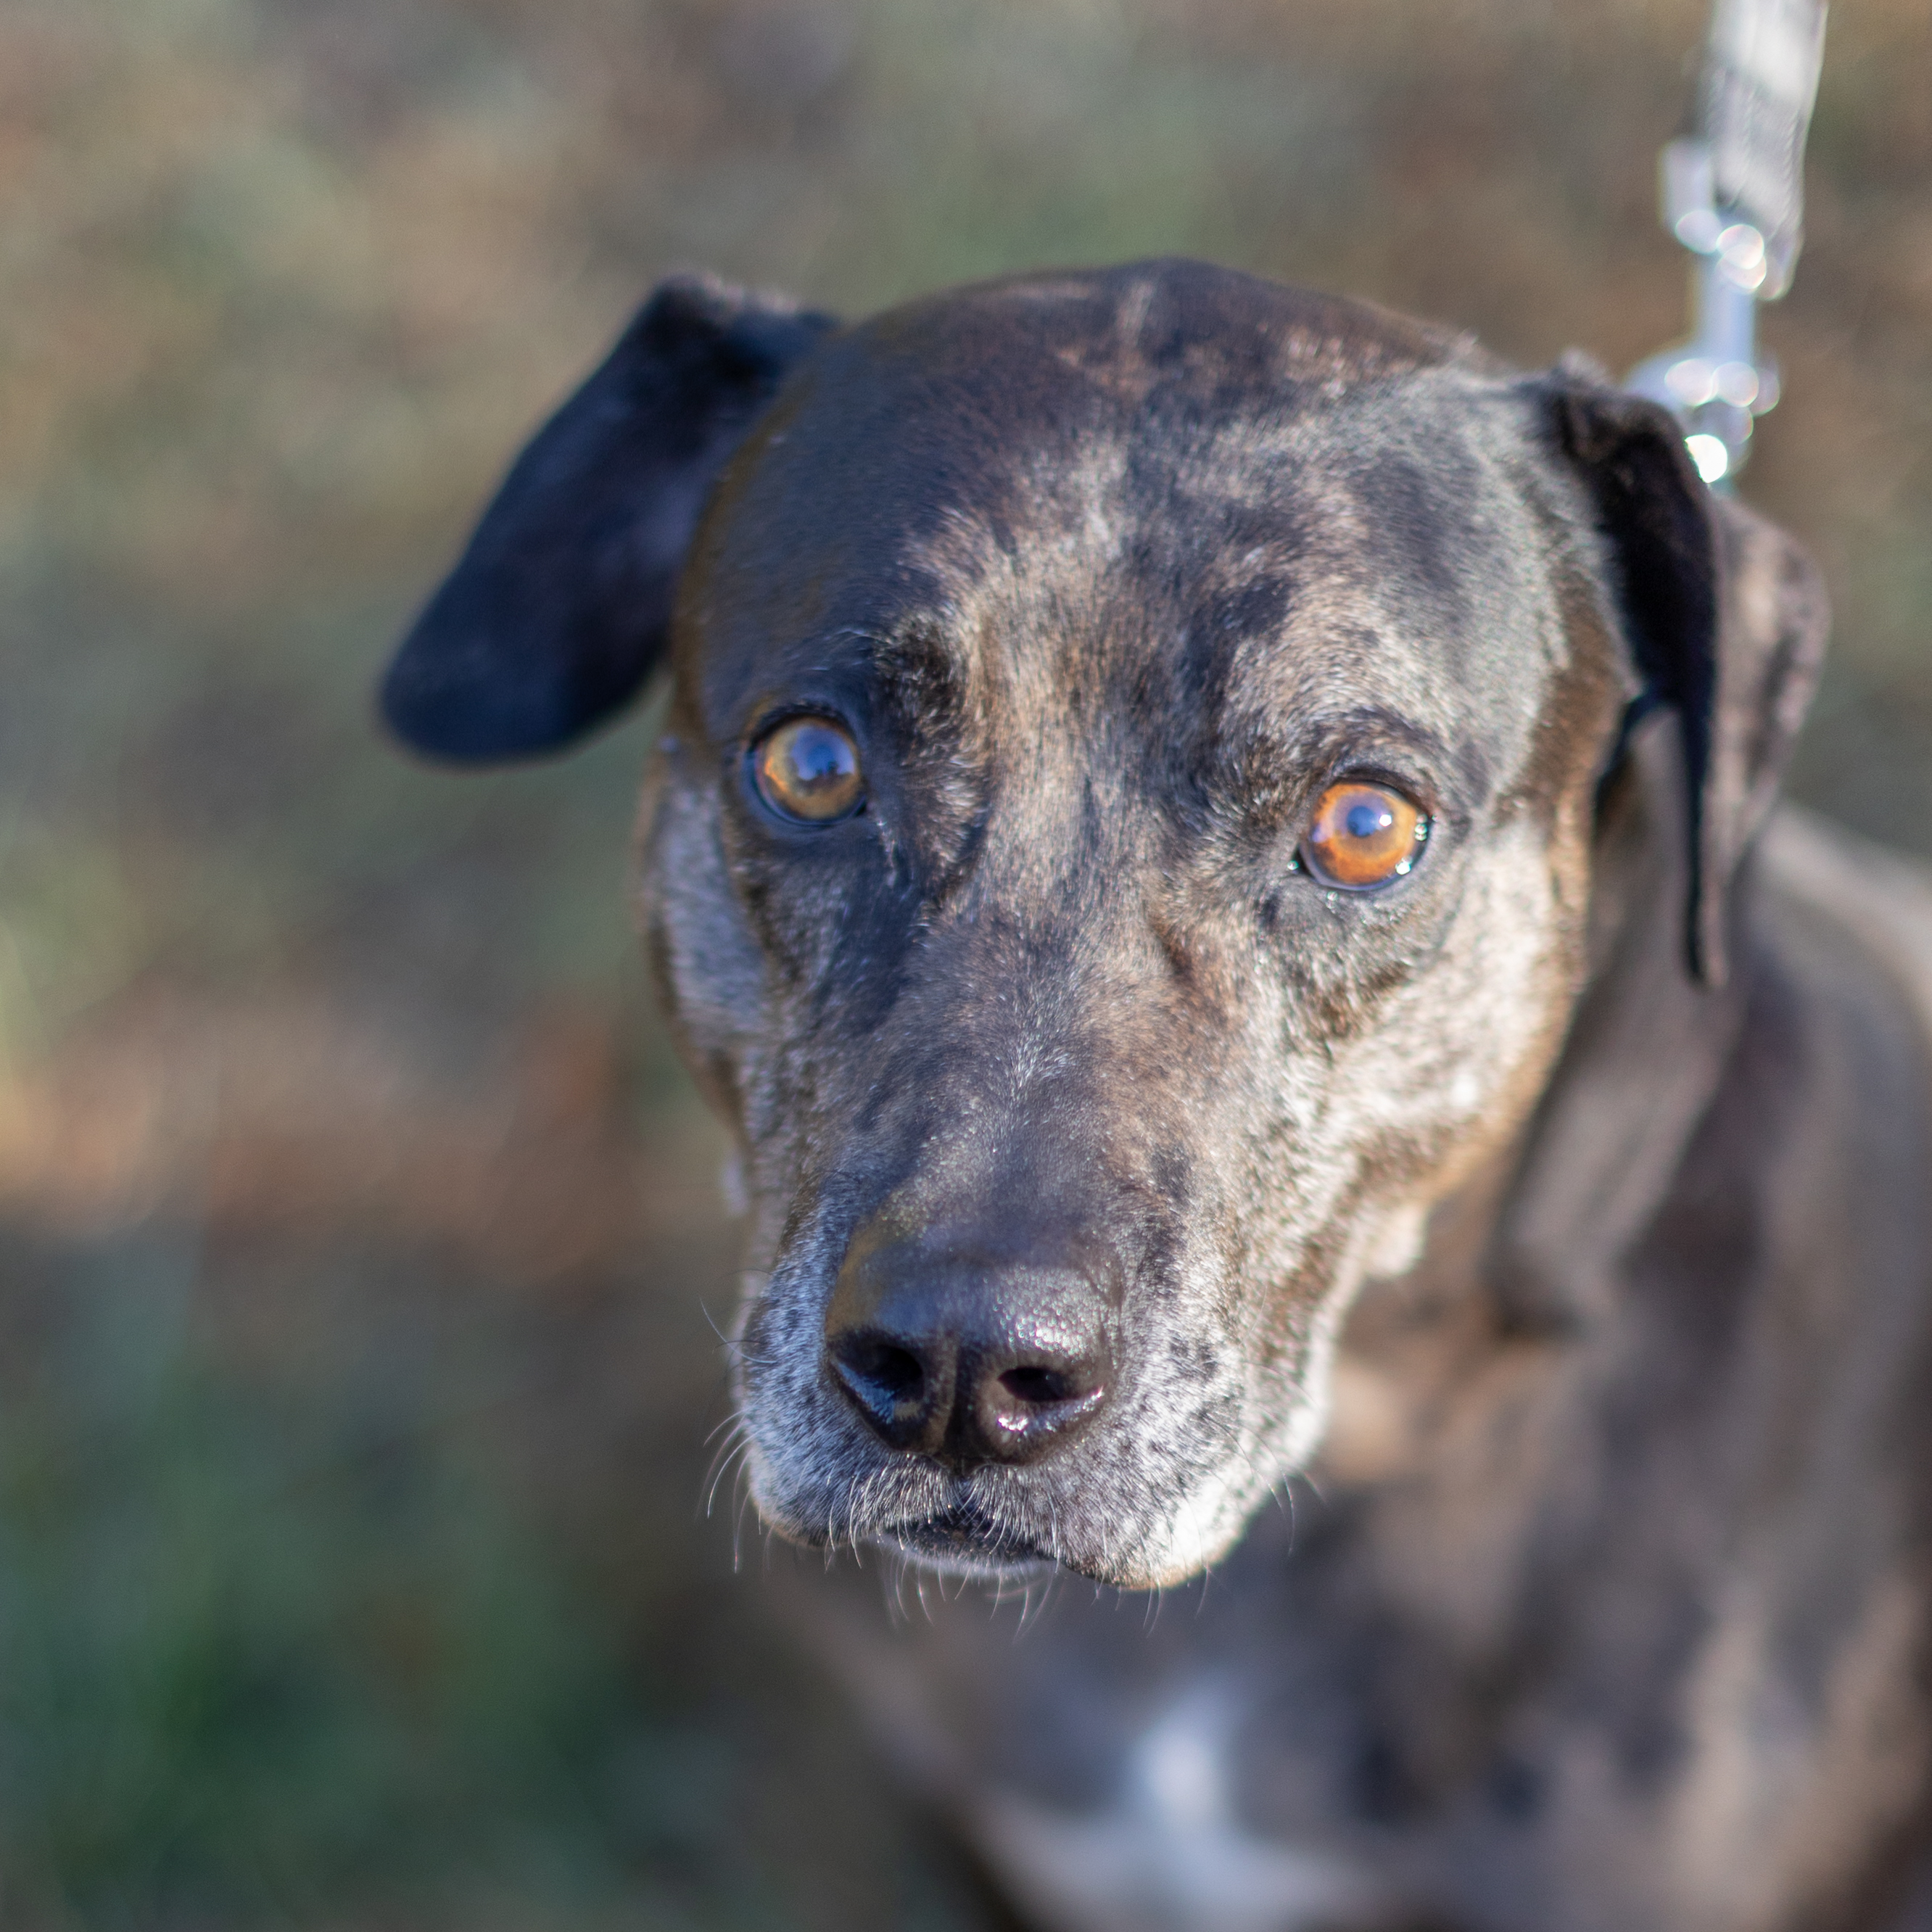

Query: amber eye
left=750, top=715, right=865, bottom=823
left=1300, top=781, right=1428, bottom=889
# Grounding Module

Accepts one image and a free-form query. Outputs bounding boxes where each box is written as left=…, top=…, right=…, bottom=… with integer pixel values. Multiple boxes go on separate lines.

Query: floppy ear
left=1547, top=355, right=1828, bottom=984
left=381, top=274, right=838, bottom=763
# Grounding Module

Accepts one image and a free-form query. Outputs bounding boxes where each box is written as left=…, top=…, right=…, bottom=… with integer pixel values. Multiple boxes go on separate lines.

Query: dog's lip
left=877, top=1503, right=1055, bottom=1572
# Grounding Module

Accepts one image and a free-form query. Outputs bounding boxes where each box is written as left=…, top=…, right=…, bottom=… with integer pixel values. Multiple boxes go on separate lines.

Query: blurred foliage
left=1, top=0, right=1928, bottom=1923
left=0, top=1234, right=629, bottom=1923
left=0, top=1221, right=986, bottom=1930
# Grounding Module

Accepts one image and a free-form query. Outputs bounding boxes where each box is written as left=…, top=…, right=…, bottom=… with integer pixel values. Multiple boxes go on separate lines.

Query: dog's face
left=382, top=261, right=1821, bottom=1590
left=642, top=278, right=1629, bottom=1588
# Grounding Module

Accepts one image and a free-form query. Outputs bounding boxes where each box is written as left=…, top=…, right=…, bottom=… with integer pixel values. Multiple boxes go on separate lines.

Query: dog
left=381, top=259, right=1932, bottom=1931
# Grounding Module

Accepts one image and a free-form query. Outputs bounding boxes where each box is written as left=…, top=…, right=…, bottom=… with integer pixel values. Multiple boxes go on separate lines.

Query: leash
left=1625, top=0, right=1828, bottom=489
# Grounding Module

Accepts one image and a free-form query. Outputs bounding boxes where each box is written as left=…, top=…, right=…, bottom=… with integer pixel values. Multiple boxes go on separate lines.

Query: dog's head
left=383, top=260, right=1823, bottom=1588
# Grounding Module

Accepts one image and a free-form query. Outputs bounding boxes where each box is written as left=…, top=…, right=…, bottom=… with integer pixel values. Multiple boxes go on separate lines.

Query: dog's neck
left=1489, top=711, right=1756, bottom=1328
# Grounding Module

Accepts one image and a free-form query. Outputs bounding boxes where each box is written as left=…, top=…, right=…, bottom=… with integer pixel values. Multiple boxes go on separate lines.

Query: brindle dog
left=382, top=260, right=1932, bottom=1932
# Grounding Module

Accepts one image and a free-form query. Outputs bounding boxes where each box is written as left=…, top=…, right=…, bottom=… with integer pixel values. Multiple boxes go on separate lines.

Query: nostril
left=827, top=1329, right=939, bottom=1448
left=845, top=1338, right=923, bottom=1401
left=986, top=1354, right=1107, bottom=1458
left=998, top=1364, right=1073, bottom=1407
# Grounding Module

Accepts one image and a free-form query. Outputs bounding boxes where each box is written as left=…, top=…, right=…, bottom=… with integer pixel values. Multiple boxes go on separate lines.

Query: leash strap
left=1626, top=0, right=1828, bottom=486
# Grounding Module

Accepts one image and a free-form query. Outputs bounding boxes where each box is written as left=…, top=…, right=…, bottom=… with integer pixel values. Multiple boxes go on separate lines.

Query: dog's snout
left=824, top=1231, right=1112, bottom=1471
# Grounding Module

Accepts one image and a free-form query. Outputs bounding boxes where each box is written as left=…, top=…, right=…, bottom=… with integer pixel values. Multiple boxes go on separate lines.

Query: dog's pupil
left=791, top=729, right=849, bottom=788
left=1345, top=801, right=1394, bottom=841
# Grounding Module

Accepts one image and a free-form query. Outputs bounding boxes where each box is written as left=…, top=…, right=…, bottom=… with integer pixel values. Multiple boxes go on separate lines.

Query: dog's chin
left=752, top=1464, right=1085, bottom=1581
left=745, top=1416, right=1281, bottom=1590
left=749, top=1453, right=1275, bottom=1590
left=874, top=1506, right=1063, bottom=1582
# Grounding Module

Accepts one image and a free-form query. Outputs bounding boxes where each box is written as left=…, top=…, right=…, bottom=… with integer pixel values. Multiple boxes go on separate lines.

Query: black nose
left=824, top=1226, right=1114, bottom=1471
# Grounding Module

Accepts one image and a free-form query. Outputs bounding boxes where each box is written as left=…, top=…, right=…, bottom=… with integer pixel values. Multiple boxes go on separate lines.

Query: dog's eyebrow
left=1231, top=706, right=1453, bottom=775
left=1303, top=707, right=1457, bottom=767
left=862, top=619, right=974, bottom=735
left=1318, top=707, right=1492, bottom=805
left=1215, top=706, right=1482, bottom=822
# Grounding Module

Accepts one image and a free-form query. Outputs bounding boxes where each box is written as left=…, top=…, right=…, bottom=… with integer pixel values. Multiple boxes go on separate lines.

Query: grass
left=0, top=1218, right=988, bottom=1930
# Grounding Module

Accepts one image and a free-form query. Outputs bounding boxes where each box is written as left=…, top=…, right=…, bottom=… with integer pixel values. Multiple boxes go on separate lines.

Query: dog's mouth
left=875, top=1500, right=1058, bottom=1577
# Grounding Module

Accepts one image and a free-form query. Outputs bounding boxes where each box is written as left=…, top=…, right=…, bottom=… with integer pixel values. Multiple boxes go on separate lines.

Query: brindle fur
left=383, top=260, right=1932, bottom=1931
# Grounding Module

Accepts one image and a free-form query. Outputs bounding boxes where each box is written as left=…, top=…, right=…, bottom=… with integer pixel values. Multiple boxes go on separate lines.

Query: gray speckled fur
left=640, top=270, right=1622, bottom=1593
left=388, top=260, right=1932, bottom=1931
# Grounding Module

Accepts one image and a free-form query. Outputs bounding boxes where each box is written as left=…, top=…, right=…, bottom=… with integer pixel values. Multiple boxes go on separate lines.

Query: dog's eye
left=1300, top=781, right=1427, bottom=889
left=751, top=716, right=865, bottom=823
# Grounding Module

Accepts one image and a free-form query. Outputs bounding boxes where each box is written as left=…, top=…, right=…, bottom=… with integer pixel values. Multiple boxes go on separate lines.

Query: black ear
left=381, top=274, right=838, bottom=763
left=1547, top=355, right=1828, bottom=984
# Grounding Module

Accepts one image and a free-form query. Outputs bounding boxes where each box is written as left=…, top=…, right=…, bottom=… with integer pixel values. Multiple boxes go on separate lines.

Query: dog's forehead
left=684, top=263, right=1564, bottom=754
left=859, top=258, right=1479, bottom=395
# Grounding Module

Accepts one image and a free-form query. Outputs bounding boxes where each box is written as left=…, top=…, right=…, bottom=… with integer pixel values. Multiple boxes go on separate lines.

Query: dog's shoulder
left=1757, top=806, right=1932, bottom=1058
left=1738, top=804, right=1932, bottom=1379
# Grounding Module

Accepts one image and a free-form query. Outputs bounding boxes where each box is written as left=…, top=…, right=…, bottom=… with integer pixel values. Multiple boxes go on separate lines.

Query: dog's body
left=793, top=800, right=1932, bottom=1932
left=383, top=260, right=1932, bottom=1930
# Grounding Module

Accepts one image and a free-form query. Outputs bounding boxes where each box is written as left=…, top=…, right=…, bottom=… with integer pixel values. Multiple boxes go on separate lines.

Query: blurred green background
left=1, top=0, right=1928, bottom=1923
